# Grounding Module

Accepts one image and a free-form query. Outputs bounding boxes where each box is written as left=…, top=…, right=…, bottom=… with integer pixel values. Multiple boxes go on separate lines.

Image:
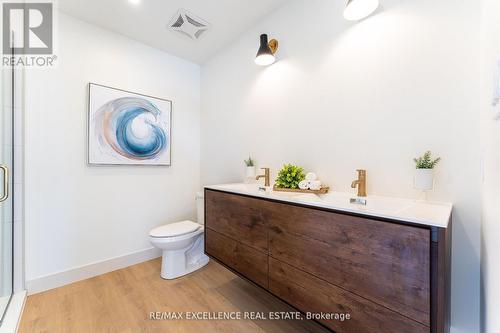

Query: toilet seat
left=150, top=221, right=201, bottom=238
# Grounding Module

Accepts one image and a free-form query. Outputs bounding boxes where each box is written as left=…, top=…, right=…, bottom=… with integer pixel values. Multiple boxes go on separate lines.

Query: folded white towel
left=299, top=180, right=309, bottom=190
left=308, top=180, right=322, bottom=191
left=305, top=172, right=317, bottom=181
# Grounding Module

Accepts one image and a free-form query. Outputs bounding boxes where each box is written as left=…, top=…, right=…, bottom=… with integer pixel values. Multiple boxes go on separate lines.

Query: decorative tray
left=273, top=185, right=330, bottom=194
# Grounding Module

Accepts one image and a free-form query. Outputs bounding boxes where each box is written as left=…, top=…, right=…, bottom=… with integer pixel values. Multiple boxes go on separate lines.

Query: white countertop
left=204, top=183, right=452, bottom=228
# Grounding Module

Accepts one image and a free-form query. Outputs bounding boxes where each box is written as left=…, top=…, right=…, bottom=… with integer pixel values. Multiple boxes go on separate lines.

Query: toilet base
left=160, top=234, right=209, bottom=280
left=161, top=254, right=209, bottom=280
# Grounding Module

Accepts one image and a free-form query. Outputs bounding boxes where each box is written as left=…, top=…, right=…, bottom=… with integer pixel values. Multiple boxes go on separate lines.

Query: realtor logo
left=3, top=2, right=53, bottom=54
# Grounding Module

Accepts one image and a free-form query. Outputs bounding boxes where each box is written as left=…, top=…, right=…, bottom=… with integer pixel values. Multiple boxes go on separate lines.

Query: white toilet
left=149, top=192, right=209, bottom=279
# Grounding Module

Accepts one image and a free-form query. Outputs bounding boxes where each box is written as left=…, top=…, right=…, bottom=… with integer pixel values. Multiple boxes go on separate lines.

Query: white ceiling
left=58, top=0, right=289, bottom=64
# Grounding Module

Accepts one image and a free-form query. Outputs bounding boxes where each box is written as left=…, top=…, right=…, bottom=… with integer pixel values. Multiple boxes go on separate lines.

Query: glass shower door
left=0, top=58, right=13, bottom=321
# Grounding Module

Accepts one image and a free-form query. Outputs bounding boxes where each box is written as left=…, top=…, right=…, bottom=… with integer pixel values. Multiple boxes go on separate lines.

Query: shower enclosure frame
left=0, top=32, right=16, bottom=324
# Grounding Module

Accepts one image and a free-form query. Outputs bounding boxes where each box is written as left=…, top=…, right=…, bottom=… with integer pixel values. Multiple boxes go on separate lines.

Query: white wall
left=201, top=0, right=481, bottom=332
left=24, top=13, right=201, bottom=284
left=480, top=0, right=500, bottom=332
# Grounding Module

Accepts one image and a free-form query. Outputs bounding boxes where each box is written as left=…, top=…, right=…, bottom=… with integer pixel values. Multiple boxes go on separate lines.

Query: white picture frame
left=88, top=83, right=172, bottom=166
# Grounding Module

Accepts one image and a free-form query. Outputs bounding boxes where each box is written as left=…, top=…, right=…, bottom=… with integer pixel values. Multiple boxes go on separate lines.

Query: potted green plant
left=413, top=151, right=441, bottom=191
left=244, top=157, right=256, bottom=179
left=275, top=164, right=306, bottom=189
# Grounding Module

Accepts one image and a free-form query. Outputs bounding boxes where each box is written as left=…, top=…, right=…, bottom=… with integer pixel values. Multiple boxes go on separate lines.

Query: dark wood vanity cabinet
left=204, top=189, right=451, bottom=333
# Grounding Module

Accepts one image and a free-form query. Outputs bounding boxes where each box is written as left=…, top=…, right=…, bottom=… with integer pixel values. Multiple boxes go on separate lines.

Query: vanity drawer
left=205, top=228, right=268, bottom=288
left=205, top=190, right=268, bottom=252
left=267, top=201, right=431, bottom=326
left=269, top=258, right=429, bottom=333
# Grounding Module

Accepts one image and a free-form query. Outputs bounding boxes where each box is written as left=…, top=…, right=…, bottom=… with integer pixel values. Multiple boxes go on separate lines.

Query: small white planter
left=245, top=166, right=256, bottom=179
left=414, top=169, right=434, bottom=191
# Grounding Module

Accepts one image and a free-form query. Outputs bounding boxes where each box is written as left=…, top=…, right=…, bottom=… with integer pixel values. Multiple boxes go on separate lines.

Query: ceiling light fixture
left=343, top=0, right=379, bottom=21
left=255, top=34, right=278, bottom=66
left=128, top=0, right=141, bottom=6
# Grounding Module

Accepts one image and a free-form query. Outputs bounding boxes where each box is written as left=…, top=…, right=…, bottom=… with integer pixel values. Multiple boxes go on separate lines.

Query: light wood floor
left=19, top=258, right=329, bottom=333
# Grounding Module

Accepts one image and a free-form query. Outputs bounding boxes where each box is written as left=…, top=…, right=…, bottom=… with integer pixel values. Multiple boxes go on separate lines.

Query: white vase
left=245, top=166, right=256, bottom=179
left=414, top=169, right=434, bottom=191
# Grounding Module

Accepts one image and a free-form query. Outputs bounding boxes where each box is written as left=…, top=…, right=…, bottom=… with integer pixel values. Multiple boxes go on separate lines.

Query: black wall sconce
left=255, top=34, right=279, bottom=66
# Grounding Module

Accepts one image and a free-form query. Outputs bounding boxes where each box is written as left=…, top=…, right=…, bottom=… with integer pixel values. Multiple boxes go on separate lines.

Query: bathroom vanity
left=204, top=184, right=452, bottom=333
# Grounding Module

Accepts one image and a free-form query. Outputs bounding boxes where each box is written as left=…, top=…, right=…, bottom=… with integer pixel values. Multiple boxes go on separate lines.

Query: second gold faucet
left=351, top=169, right=367, bottom=197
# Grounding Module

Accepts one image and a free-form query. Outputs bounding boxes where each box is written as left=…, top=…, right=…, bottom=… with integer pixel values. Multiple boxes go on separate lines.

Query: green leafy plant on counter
left=244, top=157, right=255, bottom=167
left=414, top=151, right=441, bottom=169
left=275, top=164, right=305, bottom=189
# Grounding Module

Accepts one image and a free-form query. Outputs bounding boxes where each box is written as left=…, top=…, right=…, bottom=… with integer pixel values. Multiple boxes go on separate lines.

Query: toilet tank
left=196, top=192, right=204, bottom=225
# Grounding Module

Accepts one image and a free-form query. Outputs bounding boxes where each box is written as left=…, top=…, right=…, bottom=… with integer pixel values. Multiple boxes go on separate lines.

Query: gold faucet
left=351, top=169, right=367, bottom=197
left=256, top=168, right=270, bottom=187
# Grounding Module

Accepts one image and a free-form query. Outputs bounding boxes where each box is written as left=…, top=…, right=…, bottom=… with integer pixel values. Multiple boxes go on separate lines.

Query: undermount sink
left=205, top=183, right=452, bottom=228
left=216, top=183, right=314, bottom=200
left=216, top=183, right=264, bottom=193
left=307, top=191, right=414, bottom=215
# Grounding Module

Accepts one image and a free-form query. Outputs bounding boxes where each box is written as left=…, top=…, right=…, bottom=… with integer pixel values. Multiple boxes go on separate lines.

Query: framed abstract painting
left=88, top=83, right=172, bottom=166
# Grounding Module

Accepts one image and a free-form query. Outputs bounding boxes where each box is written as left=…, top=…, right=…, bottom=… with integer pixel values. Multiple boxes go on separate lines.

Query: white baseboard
left=0, top=290, right=27, bottom=333
left=26, top=248, right=161, bottom=295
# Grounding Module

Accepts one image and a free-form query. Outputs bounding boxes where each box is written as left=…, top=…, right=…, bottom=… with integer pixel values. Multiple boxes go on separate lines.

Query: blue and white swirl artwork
left=88, top=84, right=172, bottom=165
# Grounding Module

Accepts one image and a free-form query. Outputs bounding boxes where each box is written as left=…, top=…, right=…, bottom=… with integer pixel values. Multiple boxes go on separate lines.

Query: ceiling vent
left=169, top=9, right=210, bottom=40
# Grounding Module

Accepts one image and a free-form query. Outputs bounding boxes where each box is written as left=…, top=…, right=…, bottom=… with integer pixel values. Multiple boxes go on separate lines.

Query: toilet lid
left=150, top=221, right=201, bottom=238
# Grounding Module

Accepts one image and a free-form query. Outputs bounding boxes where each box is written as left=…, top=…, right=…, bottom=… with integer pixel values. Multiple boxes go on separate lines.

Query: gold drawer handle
left=0, top=165, right=8, bottom=203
